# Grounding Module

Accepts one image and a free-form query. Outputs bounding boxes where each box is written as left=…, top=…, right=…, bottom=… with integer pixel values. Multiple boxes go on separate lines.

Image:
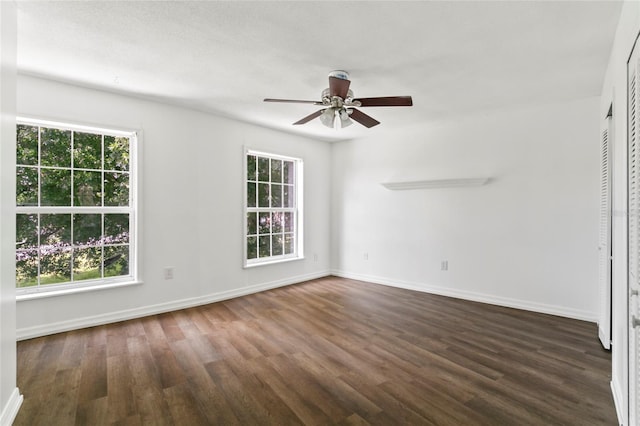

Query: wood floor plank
left=132, top=389, right=173, bottom=426
left=45, top=367, right=82, bottom=425
left=185, top=373, right=242, bottom=425
left=248, top=357, right=334, bottom=425
left=76, top=345, right=107, bottom=403
left=126, top=335, right=161, bottom=392
left=58, top=331, right=87, bottom=370
left=16, top=277, right=617, bottom=425
left=146, top=333, right=185, bottom=389
left=86, top=325, right=108, bottom=348
left=75, top=396, right=109, bottom=426
left=163, top=382, right=210, bottom=425
left=111, top=415, right=143, bottom=426
left=106, top=322, right=131, bottom=358
left=227, top=365, right=299, bottom=425
left=265, top=352, right=352, bottom=423
left=290, top=352, right=382, bottom=419
left=338, top=413, right=371, bottom=426
left=106, top=354, right=137, bottom=423
left=204, top=359, right=276, bottom=425
left=158, top=314, right=186, bottom=342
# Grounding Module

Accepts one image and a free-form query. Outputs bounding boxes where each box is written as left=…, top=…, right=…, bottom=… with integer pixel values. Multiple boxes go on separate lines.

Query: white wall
left=331, top=96, right=601, bottom=321
left=15, top=75, right=332, bottom=337
left=600, top=2, right=640, bottom=424
left=0, top=2, right=22, bottom=425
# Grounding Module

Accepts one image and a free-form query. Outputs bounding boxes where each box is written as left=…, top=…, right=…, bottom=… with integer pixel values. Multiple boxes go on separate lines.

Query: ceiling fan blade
left=354, top=96, right=413, bottom=107
left=293, top=109, right=324, bottom=125
left=349, top=108, right=380, bottom=128
left=329, top=76, right=351, bottom=99
left=264, top=98, right=323, bottom=105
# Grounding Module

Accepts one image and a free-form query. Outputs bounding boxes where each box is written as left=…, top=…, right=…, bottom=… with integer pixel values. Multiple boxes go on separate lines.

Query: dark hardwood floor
left=15, top=276, right=616, bottom=425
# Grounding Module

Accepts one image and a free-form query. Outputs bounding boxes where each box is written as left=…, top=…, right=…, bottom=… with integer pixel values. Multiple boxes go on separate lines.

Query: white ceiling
left=16, top=1, right=622, bottom=142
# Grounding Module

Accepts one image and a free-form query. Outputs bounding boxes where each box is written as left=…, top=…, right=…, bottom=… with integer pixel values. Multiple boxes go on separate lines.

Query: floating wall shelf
left=381, top=178, right=490, bottom=191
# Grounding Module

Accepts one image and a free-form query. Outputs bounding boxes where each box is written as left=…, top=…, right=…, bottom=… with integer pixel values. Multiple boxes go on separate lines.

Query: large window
left=16, top=119, right=137, bottom=294
left=245, top=150, right=303, bottom=266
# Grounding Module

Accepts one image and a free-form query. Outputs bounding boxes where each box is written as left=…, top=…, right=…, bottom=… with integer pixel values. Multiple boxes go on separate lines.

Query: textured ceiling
left=17, top=1, right=622, bottom=142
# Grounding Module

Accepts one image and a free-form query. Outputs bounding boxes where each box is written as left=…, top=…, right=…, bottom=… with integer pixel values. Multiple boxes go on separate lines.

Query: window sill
left=244, top=256, right=304, bottom=269
left=16, top=279, right=143, bottom=302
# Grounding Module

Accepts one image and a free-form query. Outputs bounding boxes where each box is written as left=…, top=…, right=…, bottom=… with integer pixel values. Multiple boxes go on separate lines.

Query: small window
left=245, top=150, right=303, bottom=266
left=16, top=118, right=138, bottom=294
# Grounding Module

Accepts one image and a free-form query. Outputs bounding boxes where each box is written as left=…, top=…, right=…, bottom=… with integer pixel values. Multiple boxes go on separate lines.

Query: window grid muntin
left=245, top=151, right=300, bottom=265
left=16, top=120, right=135, bottom=291
left=15, top=212, right=132, bottom=288
left=17, top=127, right=131, bottom=209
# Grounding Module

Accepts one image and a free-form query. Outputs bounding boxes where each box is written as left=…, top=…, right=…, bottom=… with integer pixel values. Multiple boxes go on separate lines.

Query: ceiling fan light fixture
left=339, top=109, right=353, bottom=128
left=320, top=108, right=336, bottom=128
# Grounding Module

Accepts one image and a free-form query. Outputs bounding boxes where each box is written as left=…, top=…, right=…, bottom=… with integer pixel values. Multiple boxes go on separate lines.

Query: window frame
left=243, top=148, right=304, bottom=267
left=15, top=117, right=141, bottom=298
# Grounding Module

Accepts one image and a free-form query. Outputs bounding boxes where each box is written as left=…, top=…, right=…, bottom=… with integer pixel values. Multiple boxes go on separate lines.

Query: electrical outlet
left=364, top=253, right=369, bottom=261
left=441, top=260, right=448, bottom=271
left=164, top=267, right=174, bottom=280
left=314, top=253, right=318, bottom=262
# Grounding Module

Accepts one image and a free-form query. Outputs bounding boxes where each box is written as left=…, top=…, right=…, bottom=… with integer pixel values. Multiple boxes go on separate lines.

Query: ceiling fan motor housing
left=321, top=88, right=355, bottom=108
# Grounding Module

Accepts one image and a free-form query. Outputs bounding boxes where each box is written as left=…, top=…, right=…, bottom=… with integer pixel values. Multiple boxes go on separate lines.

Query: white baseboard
left=15, top=269, right=598, bottom=339
left=598, top=323, right=612, bottom=350
left=331, top=270, right=598, bottom=322
left=17, top=271, right=331, bottom=340
left=610, top=378, right=626, bottom=426
left=0, top=388, right=23, bottom=426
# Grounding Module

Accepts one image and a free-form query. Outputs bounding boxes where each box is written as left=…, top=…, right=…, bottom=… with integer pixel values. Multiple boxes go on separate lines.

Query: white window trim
left=243, top=148, right=304, bottom=268
left=15, top=117, right=142, bottom=299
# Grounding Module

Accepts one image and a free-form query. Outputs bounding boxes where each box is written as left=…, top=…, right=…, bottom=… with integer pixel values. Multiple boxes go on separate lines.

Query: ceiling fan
left=264, top=70, right=413, bottom=129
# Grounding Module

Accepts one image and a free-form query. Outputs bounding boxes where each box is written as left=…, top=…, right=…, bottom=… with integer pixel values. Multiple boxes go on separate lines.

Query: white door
left=600, top=116, right=613, bottom=350
left=627, top=43, right=640, bottom=426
